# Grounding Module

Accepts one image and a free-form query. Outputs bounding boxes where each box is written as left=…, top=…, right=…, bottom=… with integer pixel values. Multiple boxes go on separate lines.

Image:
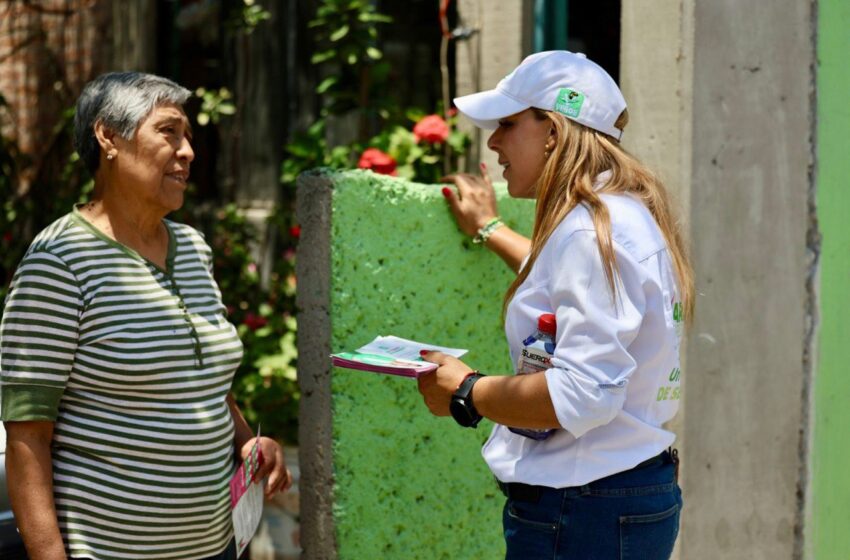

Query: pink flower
left=413, top=114, right=449, bottom=144
left=243, top=312, right=268, bottom=331
left=358, top=148, right=397, bottom=176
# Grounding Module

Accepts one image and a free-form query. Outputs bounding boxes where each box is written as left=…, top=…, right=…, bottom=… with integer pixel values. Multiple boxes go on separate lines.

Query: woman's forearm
left=227, top=393, right=255, bottom=450
left=5, top=421, right=66, bottom=560
left=472, top=373, right=561, bottom=429
left=484, top=226, right=531, bottom=273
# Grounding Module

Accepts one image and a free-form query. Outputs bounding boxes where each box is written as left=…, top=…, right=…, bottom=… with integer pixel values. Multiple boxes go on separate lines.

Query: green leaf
left=286, top=141, right=318, bottom=158
left=358, top=13, right=392, bottom=23
left=330, top=24, right=350, bottom=41
left=395, top=164, right=415, bottom=179
left=311, top=50, right=336, bottom=64
left=217, top=103, right=236, bottom=115
left=405, top=108, right=426, bottom=122
left=307, top=119, right=326, bottom=136
left=448, top=130, right=471, bottom=152
left=366, top=47, right=382, bottom=60
left=316, top=76, right=339, bottom=94
left=347, top=52, right=358, bottom=65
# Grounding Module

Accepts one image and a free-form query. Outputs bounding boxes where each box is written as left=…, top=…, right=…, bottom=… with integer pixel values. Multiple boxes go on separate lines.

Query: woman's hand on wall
left=440, top=164, right=499, bottom=237
left=441, top=164, right=532, bottom=273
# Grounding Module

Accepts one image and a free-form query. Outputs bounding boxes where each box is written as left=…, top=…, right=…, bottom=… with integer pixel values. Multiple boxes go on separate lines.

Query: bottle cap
left=538, top=313, right=556, bottom=335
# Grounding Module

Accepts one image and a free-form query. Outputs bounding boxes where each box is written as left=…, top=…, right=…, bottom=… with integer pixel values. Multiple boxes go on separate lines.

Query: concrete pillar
left=621, top=1, right=815, bottom=559
left=454, top=0, right=534, bottom=170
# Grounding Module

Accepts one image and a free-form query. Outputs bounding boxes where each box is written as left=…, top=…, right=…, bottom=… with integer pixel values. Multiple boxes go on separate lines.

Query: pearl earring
left=106, top=152, right=115, bottom=161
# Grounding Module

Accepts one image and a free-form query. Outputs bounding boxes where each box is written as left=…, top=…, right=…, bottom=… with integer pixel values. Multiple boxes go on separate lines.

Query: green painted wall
left=813, top=1, right=850, bottom=558
left=328, top=170, right=534, bottom=559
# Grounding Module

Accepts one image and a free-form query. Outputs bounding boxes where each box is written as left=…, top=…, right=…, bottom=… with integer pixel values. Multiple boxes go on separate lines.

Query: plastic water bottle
left=509, top=313, right=557, bottom=440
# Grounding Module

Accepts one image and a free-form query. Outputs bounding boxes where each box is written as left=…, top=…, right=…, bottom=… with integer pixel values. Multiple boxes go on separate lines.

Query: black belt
left=498, top=449, right=678, bottom=504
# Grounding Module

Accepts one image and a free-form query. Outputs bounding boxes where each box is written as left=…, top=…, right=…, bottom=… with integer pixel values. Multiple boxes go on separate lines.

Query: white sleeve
left=543, top=230, right=647, bottom=437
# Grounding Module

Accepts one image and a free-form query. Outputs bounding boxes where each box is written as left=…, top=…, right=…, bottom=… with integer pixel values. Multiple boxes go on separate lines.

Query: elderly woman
left=0, top=72, right=291, bottom=560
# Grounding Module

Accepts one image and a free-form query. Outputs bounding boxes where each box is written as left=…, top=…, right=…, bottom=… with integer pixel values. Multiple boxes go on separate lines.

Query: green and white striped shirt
left=1, top=208, right=243, bottom=559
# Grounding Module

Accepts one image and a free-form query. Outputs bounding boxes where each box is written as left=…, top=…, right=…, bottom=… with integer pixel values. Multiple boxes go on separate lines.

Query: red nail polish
left=419, top=349, right=429, bottom=356
left=441, top=187, right=452, bottom=198
left=480, top=162, right=487, bottom=170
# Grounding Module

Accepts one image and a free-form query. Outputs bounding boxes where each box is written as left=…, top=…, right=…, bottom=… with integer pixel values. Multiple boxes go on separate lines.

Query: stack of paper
left=331, top=335, right=468, bottom=378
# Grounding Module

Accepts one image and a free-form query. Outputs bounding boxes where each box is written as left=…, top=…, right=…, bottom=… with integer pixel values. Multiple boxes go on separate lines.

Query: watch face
left=450, top=398, right=474, bottom=427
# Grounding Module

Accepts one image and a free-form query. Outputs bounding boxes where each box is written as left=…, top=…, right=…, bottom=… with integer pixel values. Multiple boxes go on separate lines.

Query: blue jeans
left=502, top=451, right=682, bottom=560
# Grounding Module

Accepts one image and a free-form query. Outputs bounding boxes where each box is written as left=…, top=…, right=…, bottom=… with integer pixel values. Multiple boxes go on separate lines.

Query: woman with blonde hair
left=417, top=51, right=693, bottom=559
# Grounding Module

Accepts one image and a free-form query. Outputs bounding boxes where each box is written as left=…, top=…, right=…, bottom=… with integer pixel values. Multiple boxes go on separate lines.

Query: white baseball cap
left=454, top=50, right=627, bottom=141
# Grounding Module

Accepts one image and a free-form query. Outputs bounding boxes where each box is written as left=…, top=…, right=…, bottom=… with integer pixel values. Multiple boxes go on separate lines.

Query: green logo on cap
left=554, top=88, right=585, bottom=118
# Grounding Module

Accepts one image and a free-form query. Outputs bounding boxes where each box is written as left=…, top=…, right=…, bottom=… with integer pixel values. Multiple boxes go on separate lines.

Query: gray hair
left=74, top=72, right=192, bottom=174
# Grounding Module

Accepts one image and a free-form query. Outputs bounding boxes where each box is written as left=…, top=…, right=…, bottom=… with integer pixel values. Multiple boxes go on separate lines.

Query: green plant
left=366, top=112, right=471, bottom=183
left=280, top=120, right=353, bottom=186
left=281, top=1, right=471, bottom=189
left=226, top=0, right=271, bottom=34
left=195, top=87, right=236, bottom=126
left=309, top=0, right=393, bottom=128
left=204, top=204, right=300, bottom=443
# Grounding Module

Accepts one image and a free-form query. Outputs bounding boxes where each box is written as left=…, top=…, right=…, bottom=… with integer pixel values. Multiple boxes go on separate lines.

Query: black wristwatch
left=450, top=372, right=485, bottom=428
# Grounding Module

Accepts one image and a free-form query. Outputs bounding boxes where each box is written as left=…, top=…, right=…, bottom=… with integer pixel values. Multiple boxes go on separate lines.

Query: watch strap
left=451, top=372, right=485, bottom=428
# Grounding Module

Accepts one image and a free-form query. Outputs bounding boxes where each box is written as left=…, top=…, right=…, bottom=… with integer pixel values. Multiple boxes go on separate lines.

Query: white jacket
left=483, top=175, right=683, bottom=487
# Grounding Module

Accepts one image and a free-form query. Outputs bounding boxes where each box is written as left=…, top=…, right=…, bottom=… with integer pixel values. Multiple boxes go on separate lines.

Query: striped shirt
left=0, top=208, right=243, bottom=559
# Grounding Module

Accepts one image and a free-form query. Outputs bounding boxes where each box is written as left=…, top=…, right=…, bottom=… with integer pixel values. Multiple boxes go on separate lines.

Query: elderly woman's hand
left=241, top=436, right=293, bottom=496
left=416, top=350, right=478, bottom=416
left=441, top=163, right=500, bottom=237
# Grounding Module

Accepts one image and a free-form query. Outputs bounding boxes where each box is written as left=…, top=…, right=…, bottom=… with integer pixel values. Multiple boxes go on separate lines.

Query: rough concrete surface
left=296, top=171, right=337, bottom=560
left=454, top=0, right=533, bottom=172
left=621, top=1, right=815, bottom=558
left=683, top=1, right=813, bottom=559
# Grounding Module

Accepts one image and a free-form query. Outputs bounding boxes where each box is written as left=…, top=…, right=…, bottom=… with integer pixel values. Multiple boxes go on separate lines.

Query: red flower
left=243, top=313, right=268, bottom=331
left=413, top=114, right=449, bottom=144
left=289, top=225, right=301, bottom=239
left=358, top=148, right=397, bottom=176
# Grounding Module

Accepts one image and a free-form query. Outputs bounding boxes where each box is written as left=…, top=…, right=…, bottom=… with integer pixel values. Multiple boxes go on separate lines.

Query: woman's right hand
left=440, top=163, right=500, bottom=237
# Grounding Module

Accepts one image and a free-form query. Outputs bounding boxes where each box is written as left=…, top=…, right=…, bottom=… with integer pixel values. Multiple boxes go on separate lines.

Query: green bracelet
left=473, top=217, right=504, bottom=244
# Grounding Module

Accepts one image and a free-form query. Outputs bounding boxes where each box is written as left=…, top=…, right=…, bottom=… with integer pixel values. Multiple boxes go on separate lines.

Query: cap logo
left=554, top=88, right=585, bottom=119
